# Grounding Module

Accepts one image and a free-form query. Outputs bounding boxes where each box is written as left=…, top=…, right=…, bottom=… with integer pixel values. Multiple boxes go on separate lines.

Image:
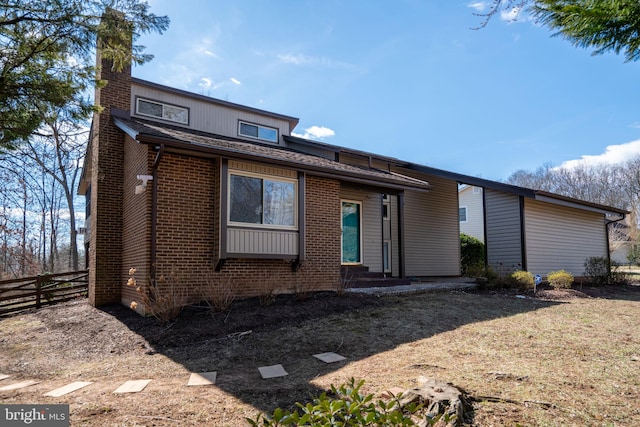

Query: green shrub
left=509, top=270, right=534, bottom=290
left=460, top=234, right=485, bottom=276
left=547, top=270, right=574, bottom=289
left=246, top=378, right=455, bottom=426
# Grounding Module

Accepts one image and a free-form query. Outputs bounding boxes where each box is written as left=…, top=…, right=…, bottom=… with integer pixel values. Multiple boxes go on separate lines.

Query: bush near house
left=509, top=270, right=535, bottom=290
left=547, top=270, right=574, bottom=289
left=460, top=233, right=484, bottom=276
left=584, top=256, right=626, bottom=285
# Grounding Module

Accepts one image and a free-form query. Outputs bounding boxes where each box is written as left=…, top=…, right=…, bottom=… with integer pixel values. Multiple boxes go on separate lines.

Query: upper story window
left=238, top=121, right=278, bottom=143
left=459, top=206, right=468, bottom=223
left=136, top=98, right=189, bottom=124
left=229, top=171, right=297, bottom=229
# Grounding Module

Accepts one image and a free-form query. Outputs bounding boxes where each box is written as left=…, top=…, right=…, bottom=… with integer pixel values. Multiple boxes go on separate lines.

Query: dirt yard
left=1, top=285, right=639, bottom=426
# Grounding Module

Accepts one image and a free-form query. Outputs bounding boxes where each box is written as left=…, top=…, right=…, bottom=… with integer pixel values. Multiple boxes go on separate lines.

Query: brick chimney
left=88, top=9, right=132, bottom=306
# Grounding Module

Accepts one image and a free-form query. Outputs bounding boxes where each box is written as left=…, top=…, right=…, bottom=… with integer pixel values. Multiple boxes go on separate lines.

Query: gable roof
left=113, top=114, right=430, bottom=192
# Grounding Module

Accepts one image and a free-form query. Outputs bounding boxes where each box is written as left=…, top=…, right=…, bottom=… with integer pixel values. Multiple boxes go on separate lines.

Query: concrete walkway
left=346, top=278, right=477, bottom=296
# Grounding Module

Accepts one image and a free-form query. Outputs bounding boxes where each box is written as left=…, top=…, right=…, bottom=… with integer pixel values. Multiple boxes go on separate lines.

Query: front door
left=341, top=200, right=362, bottom=264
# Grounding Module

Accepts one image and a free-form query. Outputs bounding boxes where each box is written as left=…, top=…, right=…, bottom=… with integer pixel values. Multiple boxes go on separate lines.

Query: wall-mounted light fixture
left=135, top=174, right=153, bottom=195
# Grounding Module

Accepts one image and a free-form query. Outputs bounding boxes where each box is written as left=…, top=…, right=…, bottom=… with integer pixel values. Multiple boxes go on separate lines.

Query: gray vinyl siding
left=485, top=189, right=523, bottom=270
left=459, top=186, right=485, bottom=243
left=524, top=198, right=607, bottom=276
left=227, top=229, right=298, bottom=255
left=341, top=187, right=382, bottom=272
left=131, top=83, right=291, bottom=144
left=390, top=194, right=400, bottom=277
left=402, top=175, right=460, bottom=276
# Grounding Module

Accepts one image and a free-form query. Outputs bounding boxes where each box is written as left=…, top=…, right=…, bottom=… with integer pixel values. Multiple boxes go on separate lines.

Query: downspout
left=150, top=144, right=165, bottom=286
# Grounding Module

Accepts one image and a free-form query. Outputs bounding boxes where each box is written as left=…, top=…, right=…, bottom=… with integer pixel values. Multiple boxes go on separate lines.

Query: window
left=136, top=98, right=188, bottom=124
left=473, top=186, right=483, bottom=194
left=238, top=121, right=278, bottom=143
left=459, top=206, right=468, bottom=223
left=229, top=172, right=296, bottom=228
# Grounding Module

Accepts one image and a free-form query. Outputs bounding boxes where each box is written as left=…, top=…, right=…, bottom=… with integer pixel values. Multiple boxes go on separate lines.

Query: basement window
left=136, top=98, right=189, bottom=124
left=238, top=121, right=278, bottom=143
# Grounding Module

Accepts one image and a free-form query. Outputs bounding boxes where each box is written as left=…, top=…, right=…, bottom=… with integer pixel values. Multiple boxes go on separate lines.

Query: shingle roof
left=114, top=117, right=430, bottom=191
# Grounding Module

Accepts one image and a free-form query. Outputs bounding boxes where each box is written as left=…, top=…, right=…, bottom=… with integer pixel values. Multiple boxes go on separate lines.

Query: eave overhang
left=113, top=117, right=430, bottom=193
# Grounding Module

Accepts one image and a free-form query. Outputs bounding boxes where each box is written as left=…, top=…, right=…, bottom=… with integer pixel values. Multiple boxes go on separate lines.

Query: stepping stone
left=258, top=364, right=288, bottom=379
left=44, top=381, right=93, bottom=397
left=113, top=379, right=151, bottom=394
left=187, top=372, right=217, bottom=386
left=0, top=380, right=39, bottom=391
left=0, top=374, right=9, bottom=381
left=313, top=352, right=347, bottom=363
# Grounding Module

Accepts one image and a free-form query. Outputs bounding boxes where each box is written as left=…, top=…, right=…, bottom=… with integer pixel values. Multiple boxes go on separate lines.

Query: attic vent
left=136, top=98, right=188, bottom=124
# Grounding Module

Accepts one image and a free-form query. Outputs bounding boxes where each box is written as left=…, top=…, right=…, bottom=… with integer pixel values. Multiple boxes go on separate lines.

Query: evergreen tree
left=0, top=0, right=169, bottom=151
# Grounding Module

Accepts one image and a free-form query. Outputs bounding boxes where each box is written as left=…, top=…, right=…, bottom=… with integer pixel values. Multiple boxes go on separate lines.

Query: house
left=458, top=185, right=484, bottom=243
left=79, top=33, right=627, bottom=312
left=79, top=42, right=465, bottom=311
left=453, top=177, right=628, bottom=276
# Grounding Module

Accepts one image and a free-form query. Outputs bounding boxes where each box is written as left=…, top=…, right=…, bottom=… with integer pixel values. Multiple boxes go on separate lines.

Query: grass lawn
left=1, top=285, right=639, bottom=426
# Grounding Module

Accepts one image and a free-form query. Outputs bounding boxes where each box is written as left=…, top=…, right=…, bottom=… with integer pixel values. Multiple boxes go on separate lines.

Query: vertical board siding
left=227, top=228, right=298, bottom=255
left=524, top=199, right=607, bottom=276
left=132, top=84, right=291, bottom=143
left=402, top=175, right=460, bottom=276
left=340, top=186, right=382, bottom=272
left=459, top=186, right=485, bottom=242
left=485, top=189, right=523, bottom=270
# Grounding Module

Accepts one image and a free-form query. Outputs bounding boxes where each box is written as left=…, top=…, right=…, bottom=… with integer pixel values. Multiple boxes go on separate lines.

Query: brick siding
left=127, top=155, right=343, bottom=305
left=88, top=52, right=131, bottom=306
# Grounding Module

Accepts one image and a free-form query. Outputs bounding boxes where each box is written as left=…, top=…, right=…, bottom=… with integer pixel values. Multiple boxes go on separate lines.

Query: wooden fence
left=0, top=270, right=89, bottom=316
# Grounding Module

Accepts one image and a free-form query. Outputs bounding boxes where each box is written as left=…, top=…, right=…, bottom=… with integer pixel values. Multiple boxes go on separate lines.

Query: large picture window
left=229, top=172, right=296, bottom=228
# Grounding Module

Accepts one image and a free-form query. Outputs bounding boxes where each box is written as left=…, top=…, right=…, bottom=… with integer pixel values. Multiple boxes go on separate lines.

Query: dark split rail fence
left=0, top=270, right=89, bottom=317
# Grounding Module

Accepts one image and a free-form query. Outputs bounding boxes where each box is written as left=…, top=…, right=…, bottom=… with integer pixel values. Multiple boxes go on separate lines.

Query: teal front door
left=341, top=200, right=361, bottom=264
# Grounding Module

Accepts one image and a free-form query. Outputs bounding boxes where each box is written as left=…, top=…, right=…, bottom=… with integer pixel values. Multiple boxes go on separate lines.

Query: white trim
left=459, top=205, right=468, bottom=223
left=227, top=169, right=298, bottom=230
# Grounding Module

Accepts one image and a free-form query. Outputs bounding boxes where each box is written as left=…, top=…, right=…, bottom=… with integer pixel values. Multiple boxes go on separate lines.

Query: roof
left=287, top=134, right=628, bottom=217
left=113, top=115, right=430, bottom=192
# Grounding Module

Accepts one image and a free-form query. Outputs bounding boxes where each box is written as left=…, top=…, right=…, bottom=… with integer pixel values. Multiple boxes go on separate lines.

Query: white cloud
left=558, top=140, right=640, bottom=169
left=203, top=50, right=217, bottom=58
left=199, top=77, right=212, bottom=89
left=500, top=7, right=521, bottom=22
left=230, top=77, right=241, bottom=85
left=292, top=125, right=336, bottom=140
left=277, top=53, right=356, bottom=70
left=467, top=2, right=487, bottom=12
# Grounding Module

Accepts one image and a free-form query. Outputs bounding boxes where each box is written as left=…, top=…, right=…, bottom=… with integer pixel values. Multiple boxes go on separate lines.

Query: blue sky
left=135, top=1, right=640, bottom=181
